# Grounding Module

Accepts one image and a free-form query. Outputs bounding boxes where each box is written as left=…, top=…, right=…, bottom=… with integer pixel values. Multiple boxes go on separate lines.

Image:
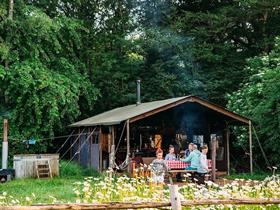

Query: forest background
left=0, top=0, right=279, bottom=169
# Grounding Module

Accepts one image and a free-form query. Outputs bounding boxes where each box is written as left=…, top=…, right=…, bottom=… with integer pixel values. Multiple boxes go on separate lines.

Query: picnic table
left=166, top=160, right=213, bottom=183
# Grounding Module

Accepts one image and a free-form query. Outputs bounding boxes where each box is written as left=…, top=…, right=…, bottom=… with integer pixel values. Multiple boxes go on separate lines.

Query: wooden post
left=226, top=125, right=230, bottom=175
left=111, top=126, right=115, bottom=168
left=112, top=126, right=115, bottom=150
left=108, top=127, right=112, bottom=154
left=78, top=128, right=81, bottom=163
left=2, top=119, right=8, bottom=169
left=69, top=134, right=72, bottom=159
left=169, top=185, right=182, bottom=210
left=126, top=120, right=130, bottom=173
left=88, top=127, right=92, bottom=168
left=211, top=136, right=217, bottom=182
left=249, top=120, right=253, bottom=174
left=99, top=127, right=103, bottom=171
left=108, top=126, right=112, bottom=169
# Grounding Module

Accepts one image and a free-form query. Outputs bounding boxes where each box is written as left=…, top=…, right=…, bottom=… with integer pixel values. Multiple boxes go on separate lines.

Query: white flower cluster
left=72, top=173, right=280, bottom=209
left=73, top=172, right=170, bottom=203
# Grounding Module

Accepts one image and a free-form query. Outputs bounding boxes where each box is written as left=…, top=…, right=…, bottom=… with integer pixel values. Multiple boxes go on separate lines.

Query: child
left=151, top=148, right=169, bottom=183
left=197, top=145, right=209, bottom=184
left=197, top=145, right=208, bottom=173
left=165, top=145, right=177, bottom=160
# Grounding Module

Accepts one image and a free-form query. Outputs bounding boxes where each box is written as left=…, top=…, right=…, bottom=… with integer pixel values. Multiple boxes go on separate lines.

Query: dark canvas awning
left=70, top=96, right=250, bottom=127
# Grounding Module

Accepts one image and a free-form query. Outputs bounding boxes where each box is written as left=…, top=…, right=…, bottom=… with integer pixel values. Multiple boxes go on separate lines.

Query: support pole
left=169, top=185, right=182, bottom=210
left=108, top=127, right=112, bottom=155
left=99, top=127, right=103, bottom=171
left=226, top=125, right=230, bottom=175
left=2, top=119, right=8, bottom=169
left=249, top=120, right=253, bottom=174
left=112, top=126, right=115, bottom=146
left=77, top=128, right=80, bottom=163
left=109, top=126, right=115, bottom=169
left=211, top=136, right=217, bottom=182
left=126, top=120, right=130, bottom=173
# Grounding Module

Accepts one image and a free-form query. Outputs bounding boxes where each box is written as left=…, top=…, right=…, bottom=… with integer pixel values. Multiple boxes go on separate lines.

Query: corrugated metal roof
left=70, top=95, right=250, bottom=127
left=70, top=96, right=188, bottom=127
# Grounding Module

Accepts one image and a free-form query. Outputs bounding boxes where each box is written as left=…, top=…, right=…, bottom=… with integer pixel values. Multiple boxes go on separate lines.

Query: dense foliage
left=0, top=0, right=279, bottom=163
left=0, top=2, right=99, bottom=139
left=170, top=0, right=280, bottom=104
left=228, top=37, right=280, bottom=165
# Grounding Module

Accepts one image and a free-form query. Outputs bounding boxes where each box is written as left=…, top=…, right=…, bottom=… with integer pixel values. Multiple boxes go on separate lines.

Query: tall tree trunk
left=8, top=0, right=14, bottom=19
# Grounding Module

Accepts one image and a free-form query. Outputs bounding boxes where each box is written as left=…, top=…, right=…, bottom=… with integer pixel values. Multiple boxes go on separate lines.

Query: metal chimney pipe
left=2, top=119, right=8, bottom=169
left=136, top=80, right=141, bottom=105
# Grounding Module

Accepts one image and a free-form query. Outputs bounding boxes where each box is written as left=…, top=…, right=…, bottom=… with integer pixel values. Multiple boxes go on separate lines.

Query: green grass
left=0, top=177, right=79, bottom=203
left=0, top=160, right=273, bottom=205
left=59, top=160, right=100, bottom=178
left=225, top=171, right=272, bottom=180
left=0, top=161, right=100, bottom=204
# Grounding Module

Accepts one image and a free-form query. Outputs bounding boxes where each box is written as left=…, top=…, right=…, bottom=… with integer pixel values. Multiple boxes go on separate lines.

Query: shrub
left=59, top=160, right=99, bottom=177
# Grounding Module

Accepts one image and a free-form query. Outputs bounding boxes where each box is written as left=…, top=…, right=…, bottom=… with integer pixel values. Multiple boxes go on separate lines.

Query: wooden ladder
left=36, top=160, right=52, bottom=179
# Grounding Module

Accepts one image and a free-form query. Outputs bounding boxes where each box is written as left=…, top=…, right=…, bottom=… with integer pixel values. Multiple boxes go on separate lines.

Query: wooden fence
left=1, top=198, right=280, bottom=210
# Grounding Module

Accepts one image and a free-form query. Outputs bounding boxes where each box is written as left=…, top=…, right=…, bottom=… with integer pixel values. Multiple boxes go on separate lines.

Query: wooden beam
left=99, top=127, right=103, bottom=171
left=249, top=120, right=253, bottom=174
left=69, top=133, right=72, bottom=159
left=211, top=136, right=217, bottom=182
left=226, top=125, right=230, bottom=175
left=89, top=127, right=92, bottom=168
left=191, top=97, right=250, bottom=124
left=2, top=198, right=280, bottom=210
left=2, top=119, right=8, bottom=169
left=78, top=128, right=81, bottom=163
left=126, top=120, right=130, bottom=173
left=130, top=98, right=193, bottom=123
left=109, top=126, right=115, bottom=169
left=108, top=127, right=112, bottom=155
left=111, top=126, right=116, bottom=169
left=130, top=96, right=249, bottom=125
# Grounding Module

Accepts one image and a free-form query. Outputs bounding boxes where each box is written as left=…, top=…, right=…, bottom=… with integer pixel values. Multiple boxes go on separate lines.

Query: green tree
left=0, top=2, right=99, bottom=145
left=171, top=0, right=280, bottom=104
left=227, top=37, right=280, bottom=165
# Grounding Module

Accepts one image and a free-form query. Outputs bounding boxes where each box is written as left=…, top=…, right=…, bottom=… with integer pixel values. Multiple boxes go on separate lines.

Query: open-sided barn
left=69, top=95, right=252, bottom=176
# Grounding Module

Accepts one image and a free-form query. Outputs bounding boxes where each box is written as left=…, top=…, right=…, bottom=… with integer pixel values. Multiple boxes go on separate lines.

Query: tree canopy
left=227, top=36, right=280, bottom=165
left=0, top=0, right=279, bottom=164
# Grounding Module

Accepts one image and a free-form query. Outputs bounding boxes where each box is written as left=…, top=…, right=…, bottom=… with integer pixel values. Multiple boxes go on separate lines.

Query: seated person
left=185, top=143, right=194, bottom=158
left=197, top=145, right=209, bottom=184
left=181, top=144, right=201, bottom=170
left=198, top=145, right=209, bottom=174
left=165, top=145, right=177, bottom=161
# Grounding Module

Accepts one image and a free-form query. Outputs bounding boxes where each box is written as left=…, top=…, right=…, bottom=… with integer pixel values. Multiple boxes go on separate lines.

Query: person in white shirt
left=165, top=145, right=177, bottom=161
left=197, top=145, right=209, bottom=184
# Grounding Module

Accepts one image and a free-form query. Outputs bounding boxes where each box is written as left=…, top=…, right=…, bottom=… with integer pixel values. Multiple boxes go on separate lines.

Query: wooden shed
left=68, top=95, right=252, bottom=175
left=13, top=154, right=59, bottom=178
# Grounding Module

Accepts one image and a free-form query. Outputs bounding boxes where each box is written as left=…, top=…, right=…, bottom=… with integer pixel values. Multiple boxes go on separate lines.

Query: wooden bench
left=167, top=160, right=213, bottom=183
